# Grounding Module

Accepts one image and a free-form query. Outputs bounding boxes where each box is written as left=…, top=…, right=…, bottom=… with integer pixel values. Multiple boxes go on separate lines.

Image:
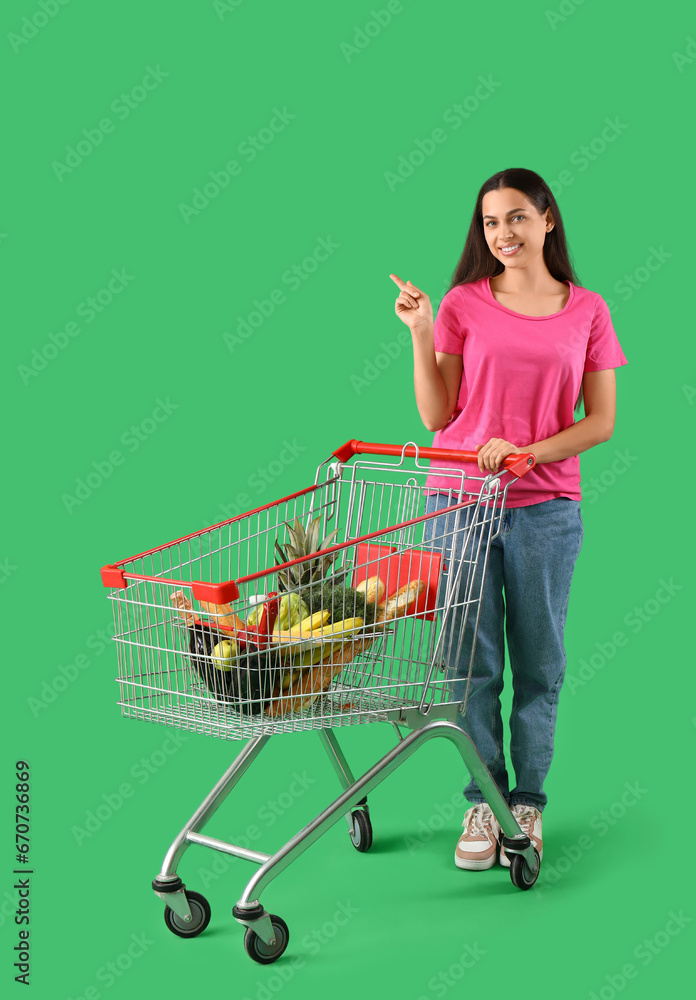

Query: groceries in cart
left=266, top=578, right=425, bottom=716
left=169, top=514, right=428, bottom=717
left=170, top=590, right=275, bottom=713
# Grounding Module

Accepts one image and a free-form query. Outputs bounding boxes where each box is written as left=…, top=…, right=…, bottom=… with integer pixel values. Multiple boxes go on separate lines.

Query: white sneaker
left=499, top=804, right=543, bottom=868
left=455, top=804, right=501, bottom=870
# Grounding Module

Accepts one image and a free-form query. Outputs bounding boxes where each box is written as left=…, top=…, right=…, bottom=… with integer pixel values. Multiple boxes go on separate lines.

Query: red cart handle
left=332, top=440, right=536, bottom=478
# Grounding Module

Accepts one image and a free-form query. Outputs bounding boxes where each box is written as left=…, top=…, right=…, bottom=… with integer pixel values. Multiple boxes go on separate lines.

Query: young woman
left=390, top=167, right=627, bottom=871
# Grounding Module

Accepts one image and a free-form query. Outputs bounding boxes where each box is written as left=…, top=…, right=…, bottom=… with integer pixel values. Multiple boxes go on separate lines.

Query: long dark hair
left=446, top=167, right=584, bottom=414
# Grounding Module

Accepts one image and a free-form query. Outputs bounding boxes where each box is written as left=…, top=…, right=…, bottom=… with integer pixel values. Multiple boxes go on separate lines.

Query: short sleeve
left=433, top=288, right=464, bottom=355
left=584, top=295, right=628, bottom=372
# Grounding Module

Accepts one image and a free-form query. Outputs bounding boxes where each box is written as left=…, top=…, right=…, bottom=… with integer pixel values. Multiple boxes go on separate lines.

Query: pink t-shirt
left=423, top=276, right=628, bottom=506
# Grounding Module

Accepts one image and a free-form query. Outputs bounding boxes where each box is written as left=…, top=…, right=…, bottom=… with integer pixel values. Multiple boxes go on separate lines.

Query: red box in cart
left=351, top=541, right=445, bottom=622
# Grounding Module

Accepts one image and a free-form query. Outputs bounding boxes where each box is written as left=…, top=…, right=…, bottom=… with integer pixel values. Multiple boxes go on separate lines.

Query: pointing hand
left=389, top=274, right=433, bottom=331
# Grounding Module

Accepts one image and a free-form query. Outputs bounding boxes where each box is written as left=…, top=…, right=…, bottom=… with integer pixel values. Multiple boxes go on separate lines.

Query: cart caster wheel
left=349, top=809, right=373, bottom=853
left=509, top=849, right=541, bottom=891
left=163, top=890, right=211, bottom=938
left=244, top=915, right=289, bottom=965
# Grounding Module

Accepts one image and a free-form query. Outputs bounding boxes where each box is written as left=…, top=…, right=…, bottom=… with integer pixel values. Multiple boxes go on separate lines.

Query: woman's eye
left=485, top=216, right=524, bottom=227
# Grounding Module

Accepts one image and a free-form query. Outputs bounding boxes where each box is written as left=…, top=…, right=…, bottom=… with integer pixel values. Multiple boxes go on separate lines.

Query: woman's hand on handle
left=389, top=274, right=433, bottom=332
left=476, top=438, right=521, bottom=474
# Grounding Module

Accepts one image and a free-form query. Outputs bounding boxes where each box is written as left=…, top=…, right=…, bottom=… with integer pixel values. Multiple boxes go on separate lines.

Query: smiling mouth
left=500, top=244, right=522, bottom=254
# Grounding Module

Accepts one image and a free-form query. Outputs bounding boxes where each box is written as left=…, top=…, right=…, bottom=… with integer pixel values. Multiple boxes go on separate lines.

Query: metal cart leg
left=153, top=734, right=270, bottom=924
left=318, top=728, right=372, bottom=851
left=234, top=718, right=539, bottom=952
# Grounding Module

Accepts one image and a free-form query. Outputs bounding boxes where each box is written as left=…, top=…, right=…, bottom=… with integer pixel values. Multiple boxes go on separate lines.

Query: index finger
left=389, top=274, right=419, bottom=295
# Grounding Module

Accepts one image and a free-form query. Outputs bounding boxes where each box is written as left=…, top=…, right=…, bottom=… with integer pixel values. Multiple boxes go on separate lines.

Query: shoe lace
left=464, top=804, right=496, bottom=836
left=513, top=806, right=538, bottom=834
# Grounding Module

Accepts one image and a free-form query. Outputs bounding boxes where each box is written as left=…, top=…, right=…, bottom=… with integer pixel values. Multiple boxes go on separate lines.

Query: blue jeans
left=422, top=493, right=584, bottom=812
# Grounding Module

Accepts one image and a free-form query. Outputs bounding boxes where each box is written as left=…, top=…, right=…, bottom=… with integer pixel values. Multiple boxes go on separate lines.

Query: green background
left=4, top=0, right=695, bottom=996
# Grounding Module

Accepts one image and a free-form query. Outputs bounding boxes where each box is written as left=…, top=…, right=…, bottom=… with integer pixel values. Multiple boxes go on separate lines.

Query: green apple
left=211, top=639, right=236, bottom=671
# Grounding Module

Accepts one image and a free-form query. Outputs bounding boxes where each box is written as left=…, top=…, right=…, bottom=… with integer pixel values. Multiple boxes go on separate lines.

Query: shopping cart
left=100, top=439, right=541, bottom=964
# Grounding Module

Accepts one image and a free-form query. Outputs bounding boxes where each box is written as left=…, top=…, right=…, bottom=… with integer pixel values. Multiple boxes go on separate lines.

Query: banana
left=275, top=616, right=364, bottom=668
left=290, top=636, right=347, bottom=668
left=281, top=668, right=302, bottom=691
left=272, top=610, right=330, bottom=641
left=311, top=617, right=364, bottom=638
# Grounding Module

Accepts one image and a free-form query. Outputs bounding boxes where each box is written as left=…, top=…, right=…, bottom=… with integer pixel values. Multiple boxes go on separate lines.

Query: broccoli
left=303, top=581, right=377, bottom=626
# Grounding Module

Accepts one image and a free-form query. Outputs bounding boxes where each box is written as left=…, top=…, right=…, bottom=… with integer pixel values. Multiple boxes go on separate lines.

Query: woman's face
left=481, top=187, right=553, bottom=268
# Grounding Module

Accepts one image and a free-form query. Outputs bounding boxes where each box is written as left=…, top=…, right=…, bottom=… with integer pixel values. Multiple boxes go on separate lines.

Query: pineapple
left=273, top=514, right=377, bottom=626
left=274, top=514, right=349, bottom=595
